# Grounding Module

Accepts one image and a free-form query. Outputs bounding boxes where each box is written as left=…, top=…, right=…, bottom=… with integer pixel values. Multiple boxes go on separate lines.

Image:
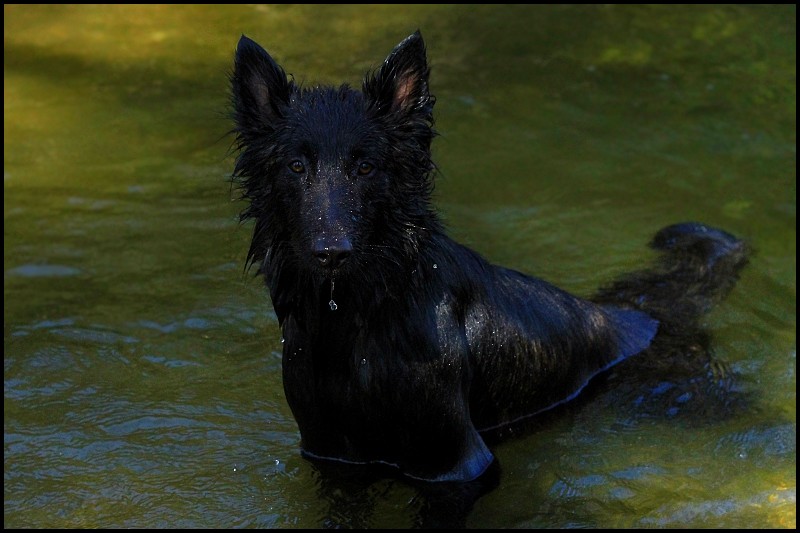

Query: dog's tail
left=594, top=222, right=750, bottom=329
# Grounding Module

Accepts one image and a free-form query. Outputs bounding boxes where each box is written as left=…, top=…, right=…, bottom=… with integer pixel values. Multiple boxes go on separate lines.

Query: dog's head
left=231, top=31, right=439, bottom=280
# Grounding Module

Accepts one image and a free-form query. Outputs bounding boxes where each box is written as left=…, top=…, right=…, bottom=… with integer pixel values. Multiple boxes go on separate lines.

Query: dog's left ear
left=363, top=30, right=433, bottom=118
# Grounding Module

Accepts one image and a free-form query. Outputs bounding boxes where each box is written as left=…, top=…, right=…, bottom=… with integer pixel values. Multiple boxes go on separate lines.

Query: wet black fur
left=230, top=31, right=749, bottom=483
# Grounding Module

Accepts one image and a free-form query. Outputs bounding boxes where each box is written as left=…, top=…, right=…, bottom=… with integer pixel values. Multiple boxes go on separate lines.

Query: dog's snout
left=313, top=238, right=353, bottom=269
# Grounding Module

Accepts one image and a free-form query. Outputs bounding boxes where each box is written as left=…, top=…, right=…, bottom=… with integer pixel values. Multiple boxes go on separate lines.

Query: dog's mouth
left=307, top=253, right=353, bottom=310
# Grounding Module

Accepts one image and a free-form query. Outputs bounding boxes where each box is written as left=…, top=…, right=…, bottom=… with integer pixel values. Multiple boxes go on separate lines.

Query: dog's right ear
left=232, top=35, right=292, bottom=128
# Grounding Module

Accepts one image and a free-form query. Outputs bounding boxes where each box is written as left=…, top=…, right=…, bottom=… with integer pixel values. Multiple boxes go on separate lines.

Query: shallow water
left=4, top=5, right=795, bottom=528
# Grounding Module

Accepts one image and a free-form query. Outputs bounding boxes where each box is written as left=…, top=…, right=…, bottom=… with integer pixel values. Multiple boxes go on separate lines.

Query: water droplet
left=280, top=337, right=285, bottom=343
left=432, top=263, right=438, bottom=269
left=360, top=358, right=367, bottom=365
left=329, top=300, right=338, bottom=311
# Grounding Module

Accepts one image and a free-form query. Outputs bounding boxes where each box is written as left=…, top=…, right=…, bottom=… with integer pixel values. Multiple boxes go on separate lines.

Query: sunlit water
left=4, top=5, right=795, bottom=528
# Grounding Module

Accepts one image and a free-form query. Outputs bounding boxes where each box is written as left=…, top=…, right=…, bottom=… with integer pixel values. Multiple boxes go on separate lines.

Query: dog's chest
left=281, top=310, right=451, bottom=414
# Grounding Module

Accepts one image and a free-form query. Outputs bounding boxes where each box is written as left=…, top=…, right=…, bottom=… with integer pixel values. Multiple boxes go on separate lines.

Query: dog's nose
left=313, top=238, right=353, bottom=269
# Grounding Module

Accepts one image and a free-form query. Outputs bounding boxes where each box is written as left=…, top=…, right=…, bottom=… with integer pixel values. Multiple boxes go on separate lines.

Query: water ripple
left=6, top=264, right=82, bottom=277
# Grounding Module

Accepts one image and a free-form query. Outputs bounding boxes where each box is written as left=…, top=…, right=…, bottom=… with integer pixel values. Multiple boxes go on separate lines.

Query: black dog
left=230, top=31, right=748, bottom=483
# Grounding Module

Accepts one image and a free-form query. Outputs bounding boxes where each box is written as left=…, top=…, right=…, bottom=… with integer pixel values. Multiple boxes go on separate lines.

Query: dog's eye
left=288, top=160, right=305, bottom=174
left=356, top=162, right=375, bottom=176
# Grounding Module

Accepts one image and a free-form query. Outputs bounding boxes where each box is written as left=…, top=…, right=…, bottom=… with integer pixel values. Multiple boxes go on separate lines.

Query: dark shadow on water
left=308, top=457, right=501, bottom=529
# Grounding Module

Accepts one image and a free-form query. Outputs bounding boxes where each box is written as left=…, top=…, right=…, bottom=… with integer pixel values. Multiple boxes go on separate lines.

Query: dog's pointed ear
left=363, top=30, right=433, bottom=118
left=232, top=35, right=292, bottom=127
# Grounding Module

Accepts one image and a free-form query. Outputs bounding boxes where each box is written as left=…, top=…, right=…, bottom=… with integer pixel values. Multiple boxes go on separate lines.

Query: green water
left=4, top=5, right=795, bottom=528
